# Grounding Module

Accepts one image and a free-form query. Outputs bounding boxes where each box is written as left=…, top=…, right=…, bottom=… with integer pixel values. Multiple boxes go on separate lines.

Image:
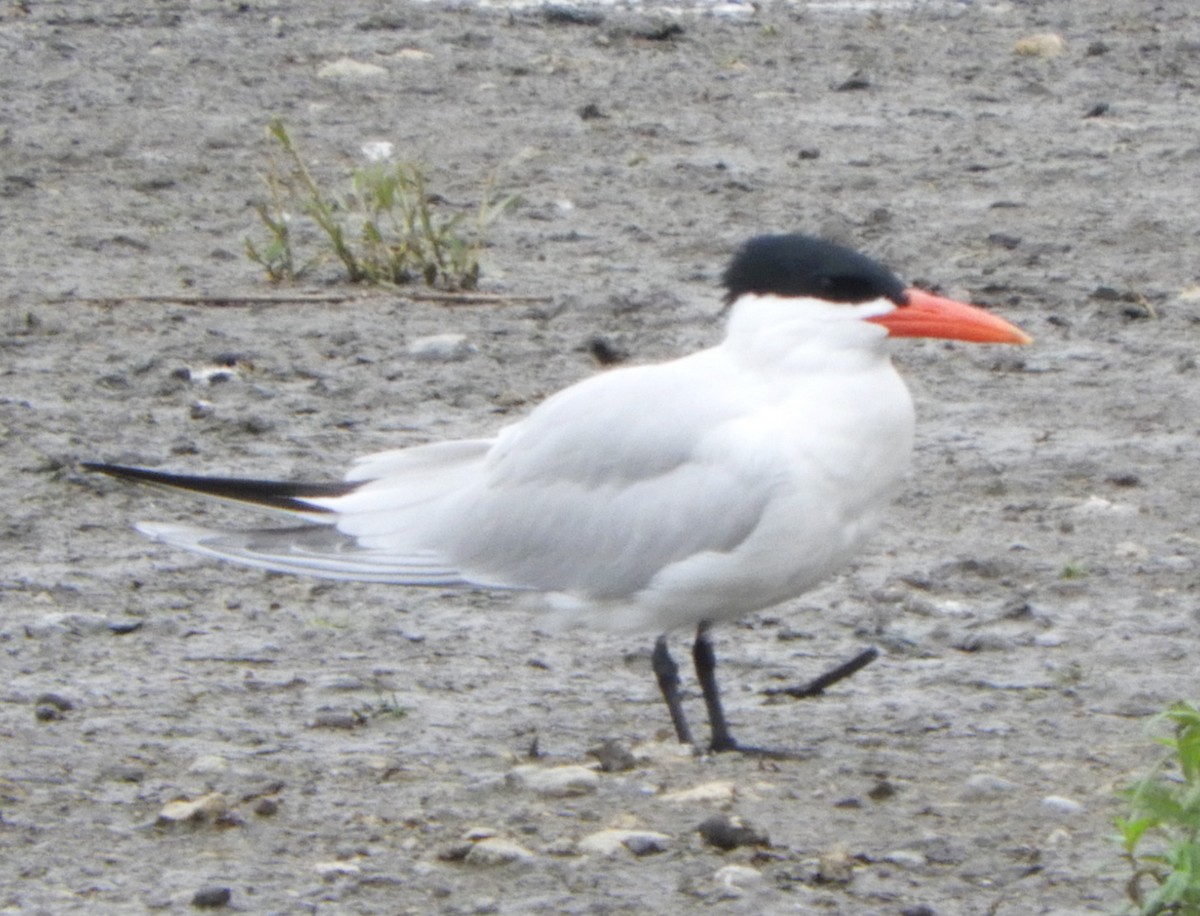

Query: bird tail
left=83, top=462, right=357, bottom=519
left=84, top=462, right=475, bottom=586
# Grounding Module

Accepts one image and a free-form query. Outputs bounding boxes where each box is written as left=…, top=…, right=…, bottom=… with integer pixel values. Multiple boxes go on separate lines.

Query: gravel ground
left=4, top=0, right=1200, bottom=913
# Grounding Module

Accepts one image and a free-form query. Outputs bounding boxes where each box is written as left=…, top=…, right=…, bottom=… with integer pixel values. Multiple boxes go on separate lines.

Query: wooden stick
left=50, top=291, right=554, bottom=308
left=762, top=647, right=880, bottom=700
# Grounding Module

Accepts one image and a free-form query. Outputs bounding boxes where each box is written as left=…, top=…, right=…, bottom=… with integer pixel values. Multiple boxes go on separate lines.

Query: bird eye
left=822, top=275, right=883, bottom=303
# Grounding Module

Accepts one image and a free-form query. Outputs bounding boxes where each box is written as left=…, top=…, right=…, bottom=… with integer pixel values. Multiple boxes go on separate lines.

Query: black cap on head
left=722, top=234, right=907, bottom=307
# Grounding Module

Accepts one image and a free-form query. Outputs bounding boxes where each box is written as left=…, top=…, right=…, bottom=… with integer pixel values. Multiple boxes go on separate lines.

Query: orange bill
left=867, top=288, right=1032, bottom=344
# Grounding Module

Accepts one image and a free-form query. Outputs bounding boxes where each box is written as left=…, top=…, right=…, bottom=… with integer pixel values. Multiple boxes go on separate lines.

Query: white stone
left=883, top=849, right=927, bottom=869
left=314, top=860, right=361, bottom=878
left=962, top=773, right=1020, bottom=800
left=661, top=780, right=736, bottom=805
left=1041, top=795, right=1084, bottom=816
left=408, top=333, right=477, bottom=362
left=361, top=141, right=394, bottom=162
left=187, top=754, right=228, bottom=775
left=715, top=864, right=764, bottom=888
left=157, top=792, right=228, bottom=825
left=578, top=829, right=671, bottom=857
left=463, top=837, right=535, bottom=866
left=509, top=764, right=599, bottom=797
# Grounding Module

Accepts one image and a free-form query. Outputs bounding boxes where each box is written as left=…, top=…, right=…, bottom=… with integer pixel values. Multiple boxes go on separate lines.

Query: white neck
left=722, top=293, right=895, bottom=372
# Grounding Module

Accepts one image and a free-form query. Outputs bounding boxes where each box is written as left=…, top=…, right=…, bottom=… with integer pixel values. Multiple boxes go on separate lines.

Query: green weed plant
left=1118, top=701, right=1200, bottom=914
left=246, top=120, right=514, bottom=290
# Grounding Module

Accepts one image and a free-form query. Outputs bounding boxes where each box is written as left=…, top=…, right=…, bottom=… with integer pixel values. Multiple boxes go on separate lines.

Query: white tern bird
left=87, top=233, right=1031, bottom=754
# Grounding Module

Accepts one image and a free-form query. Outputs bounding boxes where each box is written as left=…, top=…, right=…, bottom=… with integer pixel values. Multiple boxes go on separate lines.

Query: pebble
left=714, top=864, right=764, bottom=889
left=190, top=885, right=231, bottom=908
left=314, top=860, right=362, bottom=879
left=408, top=333, right=477, bottom=362
left=1114, top=540, right=1149, bottom=560
left=1013, top=33, right=1066, bottom=57
left=697, top=813, right=767, bottom=851
left=661, top=780, right=736, bottom=805
left=586, top=738, right=637, bottom=772
left=816, top=844, right=855, bottom=884
left=884, top=849, right=927, bottom=869
left=187, top=754, right=229, bottom=775
left=309, top=710, right=362, bottom=730
left=361, top=141, right=394, bottom=162
left=1041, top=795, right=1084, bottom=816
left=35, top=693, right=74, bottom=711
left=962, top=774, right=1020, bottom=800
left=578, top=828, right=671, bottom=857
left=317, top=58, right=388, bottom=80
left=508, top=764, right=599, bottom=797
left=157, top=792, right=228, bottom=826
left=463, top=837, right=536, bottom=867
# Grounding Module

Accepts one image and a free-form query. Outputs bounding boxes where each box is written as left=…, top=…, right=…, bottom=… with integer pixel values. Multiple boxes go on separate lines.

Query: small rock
left=314, top=860, right=362, bottom=879
left=463, top=837, right=535, bottom=867
left=34, top=705, right=64, bottom=722
left=661, top=780, right=735, bottom=805
left=962, top=774, right=1019, bottom=801
left=1013, top=33, right=1066, bottom=57
left=35, top=693, right=74, bottom=712
left=587, top=738, right=637, bottom=772
left=157, top=792, right=228, bottom=826
left=1114, top=540, right=1149, bottom=560
left=317, top=57, right=388, bottom=80
left=955, top=632, right=1016, bottom=653
left=408, top=333, right=476, bottom=362
left=190, top=885, right=231, bottom=908
left=815, top=844, right=855, bottom=884
left=361, top=141, right=394, bottom=162
left=543, top=4, right=606, bottom=26
left=578, top=828, right=671, bottom=857
left=884, top=849, right=927, bottom=869
left=309, top=711, right=362, bottom=730
left=868, top=779, right=897, bottom=801
left=697, top=813, right=767, bottom=851
left=835, top=73, right=871, bottom=92
left=509, top=764, right=599, bottom=797
left=714, top=864, right=764, bottom=889
left=1041, top=795, right=1084, bottom=816
left=253, top=798, right=279, bottom=817
left=188, top=754, right=229, bottom=775
left=585, top=335, right=628, bottom=366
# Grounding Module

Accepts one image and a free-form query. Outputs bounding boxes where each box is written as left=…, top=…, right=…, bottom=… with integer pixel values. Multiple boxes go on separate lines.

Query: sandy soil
left=4, top=0, right=1200, bottom=912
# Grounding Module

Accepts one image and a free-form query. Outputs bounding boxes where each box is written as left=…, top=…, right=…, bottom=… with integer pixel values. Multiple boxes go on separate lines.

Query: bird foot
left=704, top=736, right=816, bottom=761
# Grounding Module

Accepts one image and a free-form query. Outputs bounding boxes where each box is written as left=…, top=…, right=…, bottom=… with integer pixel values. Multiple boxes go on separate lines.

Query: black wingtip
left=83, top=462, right=355, bottom=514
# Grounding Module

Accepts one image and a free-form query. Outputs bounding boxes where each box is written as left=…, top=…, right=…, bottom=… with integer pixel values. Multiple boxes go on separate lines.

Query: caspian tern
left=86, top=234, right=1030, bottom=754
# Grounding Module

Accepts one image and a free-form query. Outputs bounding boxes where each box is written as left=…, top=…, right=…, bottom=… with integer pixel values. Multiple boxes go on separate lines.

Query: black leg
left=692, top=620, right=740, bottom=752
left=693, top=622, right=816, bottom=759
left=651, top=635, right=694, bottom=746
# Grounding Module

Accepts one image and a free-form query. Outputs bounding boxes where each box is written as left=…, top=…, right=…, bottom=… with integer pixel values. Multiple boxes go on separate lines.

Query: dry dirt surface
left=4, top=0, right=1200, bottom=913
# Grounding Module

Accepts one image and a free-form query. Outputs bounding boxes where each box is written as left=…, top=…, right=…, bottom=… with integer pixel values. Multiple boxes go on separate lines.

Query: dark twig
left=763, top=647, right=880, bottom=700
left=51, top=292, right=553, bottom=308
